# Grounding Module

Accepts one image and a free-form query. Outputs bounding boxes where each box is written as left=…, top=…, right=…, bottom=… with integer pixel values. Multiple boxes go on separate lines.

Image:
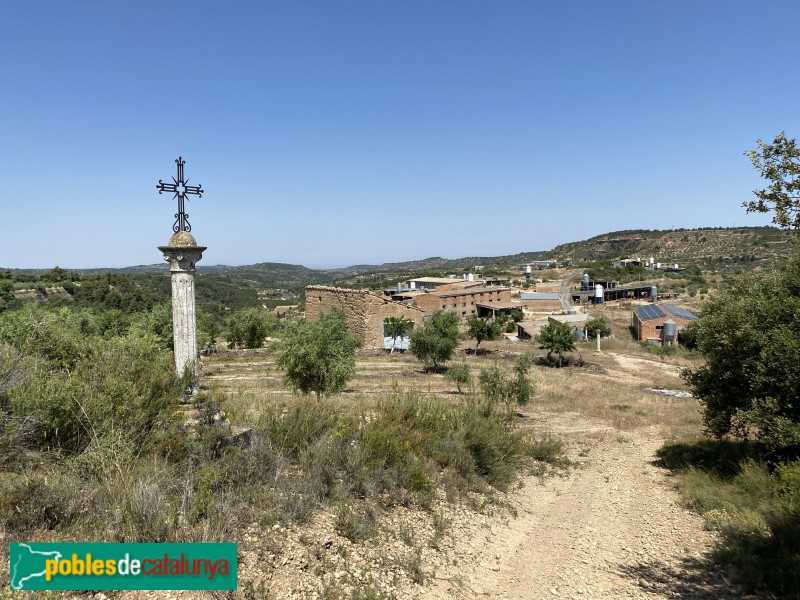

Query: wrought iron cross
left=157, top=156, right=203, bottom=233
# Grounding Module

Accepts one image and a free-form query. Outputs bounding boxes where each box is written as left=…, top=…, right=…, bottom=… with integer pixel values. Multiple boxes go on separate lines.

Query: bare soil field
left=161, top=337, right=747, bottom=599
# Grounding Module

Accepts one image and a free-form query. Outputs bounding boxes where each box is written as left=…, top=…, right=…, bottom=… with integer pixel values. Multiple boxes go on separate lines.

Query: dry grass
left=204, top=326, right=706, bottom=444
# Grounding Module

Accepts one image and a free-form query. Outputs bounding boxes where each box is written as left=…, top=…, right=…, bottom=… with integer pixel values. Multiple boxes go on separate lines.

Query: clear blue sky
left=1, top=1, right=795, bottom=269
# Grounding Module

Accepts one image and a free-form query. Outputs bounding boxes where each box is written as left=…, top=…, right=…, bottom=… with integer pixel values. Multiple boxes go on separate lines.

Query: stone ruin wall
left=305, top=286, right=425, bottom=349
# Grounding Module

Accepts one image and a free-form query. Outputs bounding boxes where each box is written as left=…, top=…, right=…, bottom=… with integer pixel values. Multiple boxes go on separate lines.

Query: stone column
left=158, top=231, right=206, bottom=381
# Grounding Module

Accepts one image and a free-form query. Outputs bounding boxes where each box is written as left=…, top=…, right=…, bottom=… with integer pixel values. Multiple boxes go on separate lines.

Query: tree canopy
left=383, top=316, right=413, bottom=353
left=744, top=131, right=800, bottom=229
left=536, top=321, right=576, bottom=367
left=410, top=310, right=460, bottom=371
left=445, top=361, right=472, bottom=394
left=466, top=316, right=501, bottom=351
left=684, top=248, right=800, bottom=450
left=275, top=308, right=361, bottom=400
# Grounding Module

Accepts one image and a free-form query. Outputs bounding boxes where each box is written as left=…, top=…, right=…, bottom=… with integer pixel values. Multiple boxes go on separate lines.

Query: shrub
left=225, top=307, right=278, bottom=349
left=478, top=355, right=534, bottom=407
left=585, top=318, right=611, bottom=339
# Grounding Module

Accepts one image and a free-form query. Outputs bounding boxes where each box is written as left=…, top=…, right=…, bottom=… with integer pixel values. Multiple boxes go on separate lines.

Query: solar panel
left=636, top=304, right=666, bottom=321
left=663, top=304, right=699, bottom=321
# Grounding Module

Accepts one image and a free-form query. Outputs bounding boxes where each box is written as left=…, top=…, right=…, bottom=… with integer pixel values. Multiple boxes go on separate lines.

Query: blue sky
left=1, top=1, right=796, bottom=269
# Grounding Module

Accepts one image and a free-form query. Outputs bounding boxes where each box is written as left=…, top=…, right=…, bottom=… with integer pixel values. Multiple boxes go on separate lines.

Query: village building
left=305, top=285, right=425, bottom=350
left=412, top=285, right=513, bottom=318
left=521, top=260, right=559, bottom=270
left=519, top=291, right=562, bottom=312
left=517, top=313, right=588, bottom=341
left=632, top=303, right=698, bottom=345
left=516, top=321, right=539, bottom=340
left=385, top=275, right=493, bottom=298
left=549, top=313, right=588, bottom=332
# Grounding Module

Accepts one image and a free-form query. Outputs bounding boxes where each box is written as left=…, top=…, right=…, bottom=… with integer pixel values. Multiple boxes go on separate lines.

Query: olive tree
left=410, top=310, right=460, bottom=371
left=275, top=309, right=361, bottom=400
left=536, top=321, right=576, bottom=367
left=445, top=361, right=472, bottom=393
left=467, top=316, right=501, bottom=352
left=383, top=316, right=413, bottom=353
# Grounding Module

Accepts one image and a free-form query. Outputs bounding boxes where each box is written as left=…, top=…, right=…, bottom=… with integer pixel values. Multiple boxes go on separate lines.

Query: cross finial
left=157, top=156, right=203, bottom=233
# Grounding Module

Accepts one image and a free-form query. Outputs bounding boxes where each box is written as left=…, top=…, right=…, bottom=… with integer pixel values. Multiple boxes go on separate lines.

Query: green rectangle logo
left=9, top=543, right=237, bottom=590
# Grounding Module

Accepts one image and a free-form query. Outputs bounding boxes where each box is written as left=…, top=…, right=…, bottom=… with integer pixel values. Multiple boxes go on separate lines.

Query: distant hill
left=547, top=226, right=793, bottom=273
left=7, top=226, right=794, bottom=287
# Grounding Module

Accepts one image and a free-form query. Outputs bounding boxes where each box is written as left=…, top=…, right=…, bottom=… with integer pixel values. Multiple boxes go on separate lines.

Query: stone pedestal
left=158, top=231, right=206, bottom=381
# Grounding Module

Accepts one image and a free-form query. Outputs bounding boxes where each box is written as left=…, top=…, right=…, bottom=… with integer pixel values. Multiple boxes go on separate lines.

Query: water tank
left=650, top=285, right=658, bottom=301
left=594, top=284, right=604, bottom=304
left=468, top=273, right=474, bottom=281
left=525, top=265, right=532, bottom=279
left=649, top=256, right=655, bottom=265
left=656, top=262, right=661, bottom=270
left=663, top=319, right=677, bottom=341
left=410, top=281, right=416, bottom=290
left=674, top=263, right=679, bottom=269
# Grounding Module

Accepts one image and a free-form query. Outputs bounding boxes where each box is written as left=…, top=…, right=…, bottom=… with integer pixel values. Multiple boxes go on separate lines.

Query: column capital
left=158, top=245, right=206, bottom=272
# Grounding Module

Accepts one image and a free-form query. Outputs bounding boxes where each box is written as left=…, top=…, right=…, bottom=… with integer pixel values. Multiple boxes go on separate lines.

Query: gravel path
left=428, top=412, right=741, bottom=600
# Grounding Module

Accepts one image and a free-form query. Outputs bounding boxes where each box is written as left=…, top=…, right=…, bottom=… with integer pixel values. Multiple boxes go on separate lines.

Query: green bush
left=659, top=441, right=800, bottom=598
left=479, top=355, right=534, bottom=407
left=1, top=308, right=182, bottom=452
left=585, top=318, right=611, bottom=339
left=225, top=307, right=278, bottom=349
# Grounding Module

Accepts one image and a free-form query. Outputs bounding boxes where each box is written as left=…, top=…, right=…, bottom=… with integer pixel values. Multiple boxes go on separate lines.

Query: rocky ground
left=118, top=411, right=743, bottom=600
left=113, top=348, right=749, bottom=600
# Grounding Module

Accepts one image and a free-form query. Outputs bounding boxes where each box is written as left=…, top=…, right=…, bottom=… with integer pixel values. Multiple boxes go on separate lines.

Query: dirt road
left=428, top=411, right=739, bottom=600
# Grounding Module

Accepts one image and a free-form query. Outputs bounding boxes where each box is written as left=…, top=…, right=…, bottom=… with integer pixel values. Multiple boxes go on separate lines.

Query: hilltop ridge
left=6, top=226, right=793, bottom=289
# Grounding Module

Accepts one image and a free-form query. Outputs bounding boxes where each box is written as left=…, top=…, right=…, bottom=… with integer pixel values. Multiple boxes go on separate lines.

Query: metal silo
left=582, top=273, right=590, bottom=290
left=663, top=319, right=677, bottom=344
left=650, top=285, right=658, bottom=301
